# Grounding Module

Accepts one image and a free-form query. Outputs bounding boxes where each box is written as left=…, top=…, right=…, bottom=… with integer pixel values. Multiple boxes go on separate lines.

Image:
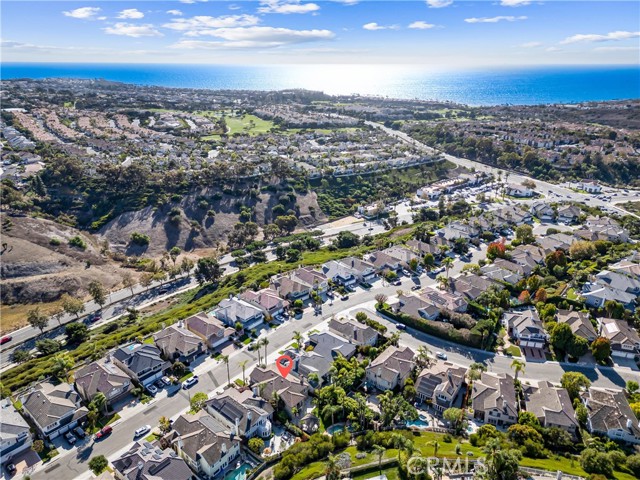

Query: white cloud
left=465, top=16, right=527, bottom=24
left=170, top=26, right=334, bottom=48
left=118, top=9, right=144, bottom=19
left=500, top=0, right=531, bottom=6
left=519, top=41, right=542, bottom=48
left=363, top=22, right=399, bottom=31
left=164, top=15, right=260, bottom=35
left=593, top=46, right=639, bottom=52
left=228, top=4, right=242, bottom=9
left=546, top=46, right=561, bottom=52
left=426, top=0, right=453, bottom=8
left=167, top=10, right=183, bottom=16
left=258, top=1, right=320, bottom=14
left=104, top=23, right=163, bottom=37
left=560, top=31, right=640, bottom=44
left=408, top=21, right=436, bottom=30
left=332, top=0, right=359, bottom=4
left=63, top=7, right=101, bottom=19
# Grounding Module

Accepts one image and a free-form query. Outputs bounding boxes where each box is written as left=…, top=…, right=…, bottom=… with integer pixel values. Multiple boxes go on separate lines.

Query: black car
left=6, top=463, right=16, bottom=475
left=65, top=432, right=77, bottom=445
left=74, top=426, right=86, bottom=438
left=396, top=324, right=406, bottom=330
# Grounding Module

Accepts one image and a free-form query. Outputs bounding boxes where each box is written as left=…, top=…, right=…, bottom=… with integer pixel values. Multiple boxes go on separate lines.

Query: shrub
left=49, top=237, right=61, bottom=246
left=130, top=232, right=150, bottom=246
left=248, top=437, right=265, bottom=454
left=68, top=236, right=87, bottom=250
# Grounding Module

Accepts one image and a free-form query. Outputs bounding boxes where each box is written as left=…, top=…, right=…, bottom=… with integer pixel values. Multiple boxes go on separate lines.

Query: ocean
left=1, top=63, right=639, bottom=106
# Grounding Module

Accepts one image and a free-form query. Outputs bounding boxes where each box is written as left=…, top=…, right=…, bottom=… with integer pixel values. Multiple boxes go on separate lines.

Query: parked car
left=147, top=384, right=158, bottom=395
left=396, top=324, right=406, bottom=331
left=0, top=335, right=12, bottom=345
left=65, top=432, right=77, bottom=445
left=182, top=376, right=199, bottom=390
left=411, top=285, right=421, bottom=291
left=95, top=425, right=112, bottom=440
left=326, top=291, right=335, bottom=299
left=161, top=376, right=172, bottom=386
left=360, top=282, right=373, bottom=290
left=6, top=463, right=16, bottom=475
left=134, top=425, right=151, bottom=438
left=154, top=379, right=165, bottom=389
left=274, top=314, right=285, bottom=322
left=436, top=352, right=448, bottom=360
left=340, top=295, right=349, bottom=301
left=158, top=288, right=168, bottom=294
left=392, top=280, right=402, bottom=286
left=74, top=426, right=86, bottom=438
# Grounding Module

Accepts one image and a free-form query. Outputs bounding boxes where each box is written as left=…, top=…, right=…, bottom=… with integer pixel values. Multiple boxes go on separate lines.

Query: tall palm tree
left=416, top=345, right=431, bottom=369
left=292, top=331, right=303, bottom=351
left=429, top=440, right=440, bottom=458
left=324, top=454, right=341, bottom=480
left=510, top=359, right=525, bottom=381
left=221, top=355, right=231, bottom=386
left=372, top=445, right=386, bottom=476
left=262, top=338, right=270, bottom=363
left=238, top=360, right=248, bottom=385
left=442, top=257, right=454, bottom=279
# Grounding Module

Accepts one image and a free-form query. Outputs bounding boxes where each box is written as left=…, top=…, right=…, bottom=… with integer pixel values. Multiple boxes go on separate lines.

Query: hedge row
left=376, top=305, right=482, bottom=349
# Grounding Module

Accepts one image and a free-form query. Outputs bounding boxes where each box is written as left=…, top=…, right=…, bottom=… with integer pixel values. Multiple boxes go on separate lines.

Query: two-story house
left=415, top=361, right=467, bottom=412
left=296, top=332, right=357, bottom=385
left=239, top=288, right=288, bottom=318
left=212, top=297, right=265, bottom=331
left=523, top=380, right=578, bottom=439
left=249, top=366, right=310, bottom=419
left=170, top=411, right=241, bottom=479
left=113, top=343, right=169, bottom=387
left=205, top=388, right=273, bottom=439
left=581, top=388, right=640, bottom=444
left=471, top=372, right=518, bottom=427
left=74, top=356, right=131, bottom=408
left=504, top=309, right=548, bottom=350
left=185, top=312, right=235, bottom=350
left=366, top=346, right=415, bottom=391
left=270, top=267, right=328, bottom=302
left=0, top=398, right=32, bottom=464
left=21, top=382, right=88, bottom=441
left=555, top=309, right=597, bottom=343
left=113, top=441, right=195, bottom=480
left=154, top=325, right=206, bottom=364
left=329, top=317, right=379, bottom=347
left=598, top=317, right=640, bottom=359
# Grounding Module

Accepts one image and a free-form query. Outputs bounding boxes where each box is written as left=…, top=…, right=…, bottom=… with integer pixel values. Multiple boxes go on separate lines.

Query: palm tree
left=238, top=360, right=248, bottom=385
left=292, top=331, right=303, bottom=351
left=372, top=444, right=386, bottom=476
left=393, top=433, right=414, bottom=462
left=52, top=353, right=74, bottom=382
left=262, top=338, right=269, bottom=363
left=429, top=440, right=440, bottom=457
left=221, top=355, right=231, bottom=386
left=442, top=257, right=454, bottom=279
left=510, top=359, right=525, bottom=381
left=324, top=454, right=341, bottom=480
left=416, top=345, right=431, bottom=369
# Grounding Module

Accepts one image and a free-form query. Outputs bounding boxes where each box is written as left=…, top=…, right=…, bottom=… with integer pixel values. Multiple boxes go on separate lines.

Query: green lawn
left=352, top=466, right=400, bottom=480
left=505, top=345, right=522, bottom=357
left=179, top=371, right=194, bottom=382
left=566, top=288, right=579, bottom=300
left=198, top=110, right=275, bottom=138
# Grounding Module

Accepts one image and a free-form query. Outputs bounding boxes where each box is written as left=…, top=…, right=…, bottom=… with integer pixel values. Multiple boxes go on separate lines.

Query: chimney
left=252, top=387, right=258, bottom=397
left=627, top=418, right=633, bottom=430
left=235, top=417, right=240, bottom=436
left=176, top=436, right=183, bottom=454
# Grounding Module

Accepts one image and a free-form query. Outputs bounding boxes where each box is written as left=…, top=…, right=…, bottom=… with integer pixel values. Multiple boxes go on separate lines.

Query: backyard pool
left=326, top=423, right=351, bottom=435
left=224, top=463, right=250, bottom=480
left=407, top=419, right=429, bottom=429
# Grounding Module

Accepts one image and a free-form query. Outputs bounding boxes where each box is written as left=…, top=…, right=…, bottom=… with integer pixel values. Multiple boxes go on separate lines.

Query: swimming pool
left=407, top=419, right=429, bottom=428
left=224, top=463, right=250, bottom=480
left=326, top=423, right=350, bottom=435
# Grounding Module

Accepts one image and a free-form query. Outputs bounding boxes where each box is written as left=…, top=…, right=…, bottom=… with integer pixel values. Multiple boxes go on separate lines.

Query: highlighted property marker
left=276, top=355, right=293, bottom=379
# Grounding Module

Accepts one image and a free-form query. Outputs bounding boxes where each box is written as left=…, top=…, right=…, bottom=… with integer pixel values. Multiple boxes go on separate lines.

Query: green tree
left=159, top=416, right=172, bottom=434
left=274, top=215, right=297, bottom=234
left=122, top=272, right=135, bottom=295
left=591, top=336, right=612, bottom=363
left=550, top=322, right=574, bottom=356
left=443, top=407, right=466, bottom=435
left=238, top=359, right=248, bottom=385
left=190, top=392, right=208, bottom=412
left=65, top=322, right=89, bottom=344
left=195, top=257, right=224, bottom=285
left=627, top=380, right=639, bottom=395
left=561, top=372, right=591, bottom=400
left=89, top=455, right=109, bottom=475
left=11, top=349, right=32, bottom=363
left=172, top=361, right=187, bottom=377
left=324, top=454, right=341, bottom=480
left=332, top=231, right=360, bottom=249
left=221, top=354, right=231, bottom=386
left=169, top=246, right=181, bottom=266
left=35, top=338, right=62, bottom=355
left=88, top=280, right=108, bottom=309
left=515, top=225, right=535, bottom=244
left=52, top=352, right=74, bottom=382
left=372, top=445, right=385, bottom=476
left=31, top=440, right=44, bottom=454
left=482, top=438, right=522, bottom=480
left=580, top=448, right=613, bottom=477
left=248, top=437, right=265, bottom=455
left=567, top=335, right=589, bottom=358
left=91, top=392, right=108, bottom=414
left=27, top=307, right=49, bottom=334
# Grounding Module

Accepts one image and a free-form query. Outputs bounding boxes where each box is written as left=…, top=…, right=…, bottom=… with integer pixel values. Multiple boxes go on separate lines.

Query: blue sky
left=1, top=1, right=639, bottom=65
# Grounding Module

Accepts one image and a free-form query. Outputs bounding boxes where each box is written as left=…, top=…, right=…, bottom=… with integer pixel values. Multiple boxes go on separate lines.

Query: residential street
left=26, top=242, right=640, bottom=480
